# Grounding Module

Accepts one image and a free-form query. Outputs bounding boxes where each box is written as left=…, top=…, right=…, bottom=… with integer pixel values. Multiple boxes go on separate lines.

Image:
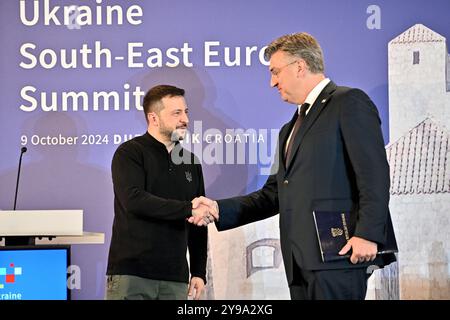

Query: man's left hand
left=338, top=236, right=378, bottom=264
left=188, top=277, right=205, bottom=300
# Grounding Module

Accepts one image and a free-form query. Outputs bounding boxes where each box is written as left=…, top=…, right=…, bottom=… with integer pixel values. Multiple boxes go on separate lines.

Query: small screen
left=0, top=245, right=69, bottom=300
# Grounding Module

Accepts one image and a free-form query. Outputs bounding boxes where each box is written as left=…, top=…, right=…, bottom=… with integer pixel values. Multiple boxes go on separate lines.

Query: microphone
left=6, top=146, right=33, bottom=246
left=13, top=147, right=27, bottom=210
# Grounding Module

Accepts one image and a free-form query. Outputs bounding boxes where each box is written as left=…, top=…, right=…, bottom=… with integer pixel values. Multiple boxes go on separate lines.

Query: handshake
left=189, top=196, right=219, bottom=226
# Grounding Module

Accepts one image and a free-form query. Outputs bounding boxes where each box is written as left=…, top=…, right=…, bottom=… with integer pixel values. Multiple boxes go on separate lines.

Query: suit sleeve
left=339, top=89, right=390, bottom=244
left=112, top=144, right=192, bottom=221
left=216, top=172, right=279, bottom=231
left=188, top=163, right=208, bottom=283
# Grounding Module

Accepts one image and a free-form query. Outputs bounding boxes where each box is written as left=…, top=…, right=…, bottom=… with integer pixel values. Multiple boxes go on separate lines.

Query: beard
left=172, top=128, right=187, bottom=141
left=159, top=121, right=187, bottom=142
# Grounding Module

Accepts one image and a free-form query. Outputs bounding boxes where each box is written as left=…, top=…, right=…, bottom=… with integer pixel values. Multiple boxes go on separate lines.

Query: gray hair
left=264, top=32, right=325, bottom=74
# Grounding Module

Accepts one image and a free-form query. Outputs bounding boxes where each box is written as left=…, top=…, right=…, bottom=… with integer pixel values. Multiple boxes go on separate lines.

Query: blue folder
left=313, top=210, right=398, bottom=262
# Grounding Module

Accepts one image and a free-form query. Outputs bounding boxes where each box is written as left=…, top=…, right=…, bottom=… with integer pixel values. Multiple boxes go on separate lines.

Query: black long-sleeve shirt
left=106, top=132, right=207, bottom=283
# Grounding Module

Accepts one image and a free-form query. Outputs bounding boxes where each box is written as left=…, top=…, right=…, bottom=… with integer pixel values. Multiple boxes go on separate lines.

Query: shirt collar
left=297, top=78, right=330, bottom=114
left=144, top=131, right=182, bottom=153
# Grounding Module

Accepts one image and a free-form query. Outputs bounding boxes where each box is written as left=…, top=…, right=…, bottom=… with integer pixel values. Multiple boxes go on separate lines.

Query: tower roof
left=390, top=24, right=446, bottom=44
left=386, top=118, right=450, bottom=195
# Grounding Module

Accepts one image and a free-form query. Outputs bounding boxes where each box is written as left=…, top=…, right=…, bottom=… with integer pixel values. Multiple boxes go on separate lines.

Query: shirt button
left=283, top=180, right=289, bottom=185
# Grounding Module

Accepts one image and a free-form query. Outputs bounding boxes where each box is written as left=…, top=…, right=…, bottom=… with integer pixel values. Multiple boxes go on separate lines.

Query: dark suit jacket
left=216, top=81, right=396, bottom=284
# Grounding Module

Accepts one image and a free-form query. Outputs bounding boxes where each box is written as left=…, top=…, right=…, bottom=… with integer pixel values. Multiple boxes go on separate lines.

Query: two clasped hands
left=189, top=196, right=219, bottom=226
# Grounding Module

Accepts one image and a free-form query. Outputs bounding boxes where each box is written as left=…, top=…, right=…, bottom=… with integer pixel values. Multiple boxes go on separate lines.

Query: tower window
left=413, top=51, right=420, bottom=65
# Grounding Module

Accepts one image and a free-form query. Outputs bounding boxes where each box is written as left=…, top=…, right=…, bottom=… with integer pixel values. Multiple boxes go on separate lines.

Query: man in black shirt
left=106, top=85, right=217, bottom=300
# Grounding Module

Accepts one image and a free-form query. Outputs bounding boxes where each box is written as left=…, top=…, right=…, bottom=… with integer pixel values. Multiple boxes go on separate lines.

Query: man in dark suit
left=190, top=32, right=396, bottom=300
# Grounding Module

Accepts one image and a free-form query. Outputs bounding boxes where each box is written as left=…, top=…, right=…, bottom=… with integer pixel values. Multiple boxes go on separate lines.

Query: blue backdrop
left=1, top=0, right=449, bottom=299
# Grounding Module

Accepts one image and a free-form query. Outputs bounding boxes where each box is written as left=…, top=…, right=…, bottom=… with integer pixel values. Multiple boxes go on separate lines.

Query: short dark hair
left=143, top=85, right=185, bottom=122
left=264, top=32, right=325, bottom=74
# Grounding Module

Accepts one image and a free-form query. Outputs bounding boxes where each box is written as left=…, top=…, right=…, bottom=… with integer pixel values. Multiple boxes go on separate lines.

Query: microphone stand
left=5, top=147, right=34, bottom=246
left=13, top=147, right=27, bottom=210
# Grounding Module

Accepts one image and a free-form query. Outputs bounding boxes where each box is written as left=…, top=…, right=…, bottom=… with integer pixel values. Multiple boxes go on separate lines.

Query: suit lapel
left=285, top=81, right=337, bottom=172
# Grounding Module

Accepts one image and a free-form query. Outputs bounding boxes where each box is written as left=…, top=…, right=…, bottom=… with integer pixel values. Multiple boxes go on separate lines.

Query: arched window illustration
left=246, top=238, right=282, bottom=278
